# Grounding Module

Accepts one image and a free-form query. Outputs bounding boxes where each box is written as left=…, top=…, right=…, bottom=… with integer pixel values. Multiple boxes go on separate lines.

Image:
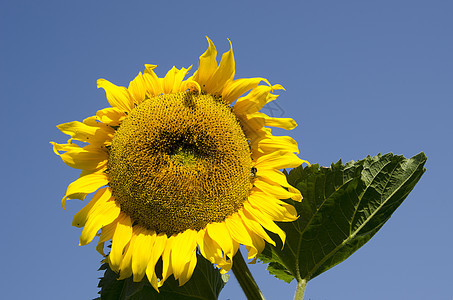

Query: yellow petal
left=245, top=112, right=297, bottom=130
left=83, top=115, right=116, bottom=130
left=224, top=213, right=254, bottom=247
left=118, top=236, right=135, bottom=280
left=264, top=116, right=297, bottom=130
left=206, top=222, right=234, bottom=260
left=96, top=221, right=116, bottom=256
left=143, top=64, right=163, bottom=96
left=79, top=195, right=120, bottom=246
left=197, top=228, right=233, bottom=273
left=96, top=107, right=126, bottom=126
left=238, top=209, right=275, bottom=246
left=197, top=229, right=218, bottom=264
left=254, top=135, right=299, bottom=155
left=173, top=66, right=192, bottom=92
left=256, top=169, right=290, bottom=187
left=244, top=229, right=265, bottom=261
left=97, top=78, right=134, bottom=112
left=80, top=117, right=115, bottom=146
left=222, top=77, right=270, bottom=104
left=254, top=176, right=301, bottom=201
left=162, top=66, right=177, bottom=94
left=205, top=39, right=235, bottom=95
left=57, top=121, right=97, bottom=142
left=128, top=72, right=147, bottom=104
left=180, top=79, right=201, bottom=94
left=72, top=187, right=109, bottom=228
left=62, top=171, right=109, bottom=209
left=289, top=185, right=304, bottom=201
left=254, top=168, right=302, bottom=197
left=264, top=172, right=303, bottom=202
left=132, top=228, right=156, bottom=282
left=145, top=64, right=157, bottom=71
left=232, top=239, right=239, bottom=260
left=233, top=86, right=271, bottom=116
left=194, top=36, right=218, bottom=88
left=160, top=236, right=174, bottom=287
left=179, top=250, right=197, bottom=286
left=109, top=212, right=133, bottom=272
left=233, top=84, right=283, bottom=116
left=237, top=115, right=267, bottom=139
left=243, top=202, right=286, bottom=246
left=52, top=142, right=108, bottom=170
left=218, top=261, right=233, bottom=274
left=146, top=233, right=167, bottom=291
left=50, top=141, right=81, bottom=155
left=162, top=66, right=191, bottom=94
left=51, top=142, right=107, bottom=170
left=248, top=192, right=297, bottom=221
left=255, top=150, right=303, bottom=170
left=238, top=122, right=268, bottom=145
left=171, top=229, right=197, bottom=279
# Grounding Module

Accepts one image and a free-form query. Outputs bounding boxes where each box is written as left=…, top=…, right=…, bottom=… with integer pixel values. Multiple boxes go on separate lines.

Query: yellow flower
left=51, top=37, right=307, bottom=290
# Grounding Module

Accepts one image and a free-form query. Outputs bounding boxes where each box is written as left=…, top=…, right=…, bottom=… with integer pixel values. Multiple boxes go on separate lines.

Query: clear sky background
left=1, top=1, right=451, bottom=299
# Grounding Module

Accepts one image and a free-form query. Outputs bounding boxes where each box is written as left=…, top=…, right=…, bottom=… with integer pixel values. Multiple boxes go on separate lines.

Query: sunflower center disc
left=108, top=92, right=252, bottom=235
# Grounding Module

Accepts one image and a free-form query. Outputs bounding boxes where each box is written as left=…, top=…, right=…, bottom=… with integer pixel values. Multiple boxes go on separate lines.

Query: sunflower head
left=52, top=37, right=307, bottom=290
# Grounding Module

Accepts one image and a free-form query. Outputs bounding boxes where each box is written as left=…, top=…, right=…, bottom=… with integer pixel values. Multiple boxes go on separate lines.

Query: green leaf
left=259, top=152, right=427, bottom=283
left=97, top=253, right=227, bottom=300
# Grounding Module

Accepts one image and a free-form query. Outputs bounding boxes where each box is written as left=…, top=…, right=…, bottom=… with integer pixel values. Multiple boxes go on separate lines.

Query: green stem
left=232, top=249, right=265, bottom=300
left=294, top=279, right=307, bottom=300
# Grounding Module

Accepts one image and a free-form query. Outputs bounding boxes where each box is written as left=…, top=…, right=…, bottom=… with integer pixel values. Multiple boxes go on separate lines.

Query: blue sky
left=1, top=0, right=452, bottom=299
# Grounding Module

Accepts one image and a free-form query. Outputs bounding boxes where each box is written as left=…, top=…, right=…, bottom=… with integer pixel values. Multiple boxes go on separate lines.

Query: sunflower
left=51, top=37, right=306, bottom=290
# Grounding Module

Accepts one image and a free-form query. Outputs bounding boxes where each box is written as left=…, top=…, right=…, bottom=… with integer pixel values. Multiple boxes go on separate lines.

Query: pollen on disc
left=107, top=92, right=252, bottom=235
